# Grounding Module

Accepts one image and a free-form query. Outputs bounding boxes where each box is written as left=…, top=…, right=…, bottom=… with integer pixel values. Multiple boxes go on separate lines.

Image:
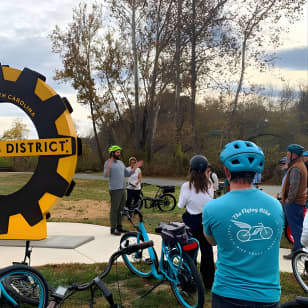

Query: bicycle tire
left=292, top=250, right=308, bottom=292
left=158, top=193, right=176, bottom=212
left=120, top=232, right=158, bottom=278
left=168, top=250, right=204, bottom=308
left=0, top=264, right=48, bottom=307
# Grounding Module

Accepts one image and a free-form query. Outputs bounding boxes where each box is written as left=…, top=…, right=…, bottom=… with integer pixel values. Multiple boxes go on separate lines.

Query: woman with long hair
left=126, top=156, right=142, bottom=208
left=178, top=155, right=215, bottom=289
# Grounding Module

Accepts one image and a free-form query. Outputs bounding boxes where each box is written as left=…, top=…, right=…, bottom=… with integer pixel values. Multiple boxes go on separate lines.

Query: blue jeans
left=212, top=293, right=279, bottom=308
left=284, top=202, right=304, bottom=251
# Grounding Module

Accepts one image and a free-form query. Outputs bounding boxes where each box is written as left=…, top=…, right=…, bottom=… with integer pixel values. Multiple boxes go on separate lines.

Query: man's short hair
left=230, top=171, right=256, bottom=184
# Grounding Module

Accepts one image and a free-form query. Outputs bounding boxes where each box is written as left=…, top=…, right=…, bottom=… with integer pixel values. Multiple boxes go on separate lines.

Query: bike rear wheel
left=0, top=264, right=48, bottom=307
left=158, top=193, right=176, bottom=212
left=168, top=251, right=204, bottom=308
left=292, top=250, right=308, bottom=292
left=120, top=232, right=157, bottom=278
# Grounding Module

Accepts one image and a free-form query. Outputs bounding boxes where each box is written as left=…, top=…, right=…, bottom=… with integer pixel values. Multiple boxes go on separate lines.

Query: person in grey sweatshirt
left=104, top=145, right=143, bottom=235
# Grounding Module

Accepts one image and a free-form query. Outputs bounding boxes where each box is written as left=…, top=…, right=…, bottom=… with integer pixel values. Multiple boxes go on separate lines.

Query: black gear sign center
left=0, top=64, right=80, bottom=239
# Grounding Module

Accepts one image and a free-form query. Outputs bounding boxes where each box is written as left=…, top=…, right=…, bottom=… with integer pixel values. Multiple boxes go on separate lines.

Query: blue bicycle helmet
left=287, top=144, right=304, bottom=156
left=302, top=151, right=308, bottom=157
left=220, top=140, right=265, bottom=173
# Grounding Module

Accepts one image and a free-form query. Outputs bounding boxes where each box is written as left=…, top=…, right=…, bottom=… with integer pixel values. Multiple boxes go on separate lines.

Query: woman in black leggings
left=178, top=155, right=215, bottom=289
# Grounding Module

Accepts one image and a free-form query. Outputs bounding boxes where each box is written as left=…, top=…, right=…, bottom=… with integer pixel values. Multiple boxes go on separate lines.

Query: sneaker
left=110, top=228, right=121, bottom=236
left=283, top=252, right=294, bottom=260
left=117, top=226, right=129, bottom=233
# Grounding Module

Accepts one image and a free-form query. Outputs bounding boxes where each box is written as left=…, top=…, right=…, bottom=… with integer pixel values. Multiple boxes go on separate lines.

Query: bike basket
left=162, top=186, right=175, bottom=193
left=161, top=222, right=189, bottom=246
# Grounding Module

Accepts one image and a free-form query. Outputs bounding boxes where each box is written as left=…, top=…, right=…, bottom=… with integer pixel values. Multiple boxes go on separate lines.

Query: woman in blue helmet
left=202, top=140, right=284, bottom=308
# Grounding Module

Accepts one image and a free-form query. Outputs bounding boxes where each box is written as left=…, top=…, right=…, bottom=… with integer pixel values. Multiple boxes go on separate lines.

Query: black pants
left=212, top=293, right=279, bottom=308
left=126, top=189, right=141, bottom=208
left=182, top=211, right=215, bottom=289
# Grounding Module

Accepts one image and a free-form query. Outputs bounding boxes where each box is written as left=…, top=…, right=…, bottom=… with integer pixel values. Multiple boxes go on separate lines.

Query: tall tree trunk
left=175, top=0, right=182, bottom=145
left=145, top=48, right=160, bottom=161
left=146, top=103, right=160, bottom=161
left=131, top=0, right=141, bottom=149
left=227, top=35, right=247, bottom=141
left=191, top=0, right=197, bottom=151
left=89, top=99, right=104, bottom=166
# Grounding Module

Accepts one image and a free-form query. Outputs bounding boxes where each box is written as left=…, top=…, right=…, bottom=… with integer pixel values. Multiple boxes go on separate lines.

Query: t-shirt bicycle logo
left=230, top=220, right=273, bottom=242
left=227, top=207, right=280, bottom=256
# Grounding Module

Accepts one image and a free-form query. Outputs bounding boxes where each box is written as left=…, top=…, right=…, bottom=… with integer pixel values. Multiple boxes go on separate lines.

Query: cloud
left=273, top=47, right=308, bottom=71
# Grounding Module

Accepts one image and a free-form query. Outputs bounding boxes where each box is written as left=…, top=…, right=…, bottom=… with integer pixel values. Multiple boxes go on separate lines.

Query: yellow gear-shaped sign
left=0, top=64, right=81, bottom=240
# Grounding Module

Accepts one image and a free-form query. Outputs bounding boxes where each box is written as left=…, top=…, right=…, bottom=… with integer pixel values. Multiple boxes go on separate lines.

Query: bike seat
left=155, top=222, right=168, bottom=234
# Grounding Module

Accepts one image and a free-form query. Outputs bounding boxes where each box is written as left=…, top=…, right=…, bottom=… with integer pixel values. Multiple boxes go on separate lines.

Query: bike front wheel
left=120, top=232, right=157, bottom=278
left=169, top=251, right=204, bottom=308
left=292, top=250, right=308, bottom=292
left=158, top=193, right=176, bottom=212
left=0, top=264, right=49, bottom=308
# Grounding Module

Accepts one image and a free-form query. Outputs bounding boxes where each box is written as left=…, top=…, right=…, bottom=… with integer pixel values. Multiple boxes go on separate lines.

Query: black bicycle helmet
left=190, top=155, right=208, bottom=173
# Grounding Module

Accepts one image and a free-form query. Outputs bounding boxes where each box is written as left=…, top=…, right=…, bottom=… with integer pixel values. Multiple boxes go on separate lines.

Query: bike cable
left=115, top=259, right=123, bottom=307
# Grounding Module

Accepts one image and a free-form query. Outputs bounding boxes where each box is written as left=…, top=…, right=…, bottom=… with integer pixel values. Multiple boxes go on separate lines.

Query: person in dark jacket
left=282, top=144, right=307, bottom=259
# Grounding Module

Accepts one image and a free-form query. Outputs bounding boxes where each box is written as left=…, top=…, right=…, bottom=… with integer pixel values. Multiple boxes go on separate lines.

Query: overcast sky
left=0, top=0, right=307, bottom=139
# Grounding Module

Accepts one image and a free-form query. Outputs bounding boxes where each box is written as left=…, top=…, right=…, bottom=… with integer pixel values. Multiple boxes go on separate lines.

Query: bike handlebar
left=52, top=240, right=154, bottom=300
left=124, top=240, right=153, bottom=254
left=121, top=206, right=143, bottom=222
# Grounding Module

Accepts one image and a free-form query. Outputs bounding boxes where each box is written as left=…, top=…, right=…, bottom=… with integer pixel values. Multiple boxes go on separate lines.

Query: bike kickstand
left=139, top=280, right=164, bottom=299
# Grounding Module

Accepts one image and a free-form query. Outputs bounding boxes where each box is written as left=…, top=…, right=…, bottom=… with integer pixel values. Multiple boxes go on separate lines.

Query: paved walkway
left=0, top=222, right=293, bottom=273
left=74, top=173, right=281, bottom=196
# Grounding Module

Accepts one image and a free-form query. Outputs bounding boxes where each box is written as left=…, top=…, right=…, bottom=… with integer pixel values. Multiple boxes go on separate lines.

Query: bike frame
left=127, top=209, right=200, bottom=285
left=142, top=185, right=175, bottom=209
left=142, top=186, right=163, bottom=208
left=0, top=281, right=18, bottom=306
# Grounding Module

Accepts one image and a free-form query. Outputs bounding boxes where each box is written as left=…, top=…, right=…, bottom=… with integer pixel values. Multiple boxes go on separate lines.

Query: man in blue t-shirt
left=202, top=140, right=284, bottom=308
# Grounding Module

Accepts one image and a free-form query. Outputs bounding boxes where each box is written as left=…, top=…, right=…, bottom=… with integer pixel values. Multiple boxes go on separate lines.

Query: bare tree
left=108, top=0, right=147, bottom=149
left=138, top=0, right=177, bottom=161
left=182, top=0, right=229, bottom=151
left=226, top=0, right=306, bottom=140
left=175, top=0, right=183, bottom=145
left=49, top=3, right=105, bottom=166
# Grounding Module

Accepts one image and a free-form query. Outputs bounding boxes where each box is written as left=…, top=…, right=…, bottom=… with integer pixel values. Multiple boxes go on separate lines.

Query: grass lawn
left=0, top=172, right=304, bottom=306
left=32, top=263, right=306, bottom=307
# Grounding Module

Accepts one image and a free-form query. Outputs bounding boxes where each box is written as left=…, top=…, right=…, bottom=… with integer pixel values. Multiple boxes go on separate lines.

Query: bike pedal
left=145, top=258, right=153, bottom=265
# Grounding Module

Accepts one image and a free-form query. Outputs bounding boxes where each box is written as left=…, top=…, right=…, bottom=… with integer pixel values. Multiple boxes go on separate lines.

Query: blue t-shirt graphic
left=203, top=188, right=284, bottom=303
